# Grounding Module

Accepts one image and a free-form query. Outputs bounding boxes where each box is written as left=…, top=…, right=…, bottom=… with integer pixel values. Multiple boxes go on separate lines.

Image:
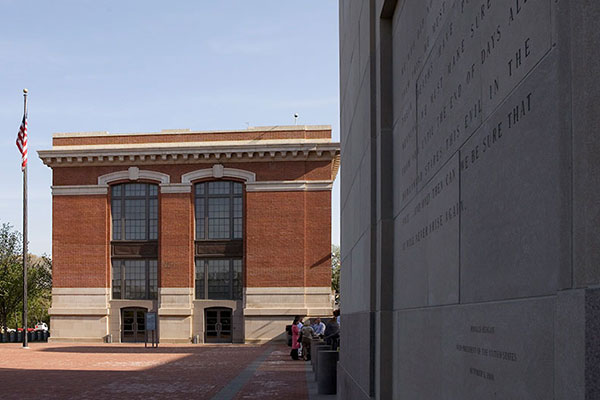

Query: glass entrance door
left=205, top=308, right=232, bottom=343
left=122, top=308, right=146, bottom=342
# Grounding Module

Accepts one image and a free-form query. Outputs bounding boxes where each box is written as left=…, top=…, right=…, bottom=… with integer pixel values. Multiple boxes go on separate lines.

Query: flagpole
left=22, top=88, right=28, bottom=349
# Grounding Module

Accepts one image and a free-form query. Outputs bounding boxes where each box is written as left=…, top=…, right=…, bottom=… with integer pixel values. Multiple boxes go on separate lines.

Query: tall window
left=195, top=181, right=243, bottom=240
left=111, top=183, right=158, bottom=241
left=112, top=259, right=157, bottom=300
left=111, top=183, right=158, bottom=300
left=195, top=258, right=242, bottom=300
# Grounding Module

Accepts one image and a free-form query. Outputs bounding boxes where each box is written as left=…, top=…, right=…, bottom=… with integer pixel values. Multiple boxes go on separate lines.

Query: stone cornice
left=38, top=142, right=340, bottom=168
left=52, top=124, right=332, bottom=138
left=51, top=179, right=334, bottom=195
left=52, top=185, right=109, bottom=196
left=246, top=180, right=333, bottom=192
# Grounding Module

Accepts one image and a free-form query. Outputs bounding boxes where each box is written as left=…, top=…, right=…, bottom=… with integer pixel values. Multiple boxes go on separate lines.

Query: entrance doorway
left=205, top=307, right=232, bottom=343
left=121, top=307, right=147, bottom=342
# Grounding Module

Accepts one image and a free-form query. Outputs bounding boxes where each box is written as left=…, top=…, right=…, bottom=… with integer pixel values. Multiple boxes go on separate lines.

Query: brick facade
left=40, top=125, right=339, bottom=343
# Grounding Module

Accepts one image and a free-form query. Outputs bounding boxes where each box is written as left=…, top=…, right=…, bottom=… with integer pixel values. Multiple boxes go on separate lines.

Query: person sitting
left=311, top=317, right=326, bottom=338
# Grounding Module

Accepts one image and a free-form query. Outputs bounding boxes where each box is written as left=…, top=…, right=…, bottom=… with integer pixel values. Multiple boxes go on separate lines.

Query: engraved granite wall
left=339, top=0, right=600, bottom=398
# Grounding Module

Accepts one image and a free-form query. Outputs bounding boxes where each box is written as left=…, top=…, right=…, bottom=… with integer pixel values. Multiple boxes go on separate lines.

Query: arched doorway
left=121, top=307, right=147, bottom=342
left=205, top=307, right=232, bottom=343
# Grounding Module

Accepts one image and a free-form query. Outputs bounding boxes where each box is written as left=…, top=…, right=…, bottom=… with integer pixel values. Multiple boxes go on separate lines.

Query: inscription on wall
left=456, top=324, right=520, bottom=384
left=394, top=154, right=461, bottom=308
left=393, top=0, right=452, bottom=213
left=413, top=0, right=552, bottom=188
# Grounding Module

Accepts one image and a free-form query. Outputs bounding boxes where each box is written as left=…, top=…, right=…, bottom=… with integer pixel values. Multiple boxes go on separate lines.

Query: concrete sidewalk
left=0, top=342, right=336, bottom=399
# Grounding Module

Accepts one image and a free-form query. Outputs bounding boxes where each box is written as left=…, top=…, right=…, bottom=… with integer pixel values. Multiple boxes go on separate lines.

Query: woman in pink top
left=290, top=316, right=300, bottom=360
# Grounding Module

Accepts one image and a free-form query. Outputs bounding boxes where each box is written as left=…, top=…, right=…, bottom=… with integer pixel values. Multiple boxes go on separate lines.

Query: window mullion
left=205, top=191, right=209, bottom=239
left=121, top=195, right=125, bottom=240
left=230, top=187, right=234, bottom=240
left=229, top=259, right=234, bottom=299
left=145, top=189, right=148, bottom=241
left=205, top=259, right=209, bottom=299
left=121, top=261, right=126, bottom=300
left=145, top=259, right=149, bottom=300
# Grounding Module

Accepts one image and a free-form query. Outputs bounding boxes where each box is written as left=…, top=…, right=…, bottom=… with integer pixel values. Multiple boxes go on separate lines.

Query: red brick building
left=38, top=125, right=339, bottom=343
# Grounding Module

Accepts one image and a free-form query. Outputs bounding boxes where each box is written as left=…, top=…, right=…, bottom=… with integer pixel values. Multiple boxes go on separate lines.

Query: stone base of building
left=48, top=286, right=333, bottom=343
left=48, top=337, right=106, bottom=343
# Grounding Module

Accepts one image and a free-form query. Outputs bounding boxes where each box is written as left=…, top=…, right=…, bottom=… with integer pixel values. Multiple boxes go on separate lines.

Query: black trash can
left=27, top=331, right=33, bottom=342
left=9, top=331, right=16, bottom=342
left=317, top=350, right=339, bottom=395
left=17, top=331, right=23, bottom=342
left=43, top=331, right=49, bottom=341
left=0, top=332, right=4, bottom=343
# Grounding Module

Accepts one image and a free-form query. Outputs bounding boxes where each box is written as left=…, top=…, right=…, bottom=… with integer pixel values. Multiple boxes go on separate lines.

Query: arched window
left=111, top=183, right=158, bottom=240
left=110, top=183, right=158, bottom=300
left=194, top=180, right=243, bottom=300
left=194, top=181, right=243, bottom=240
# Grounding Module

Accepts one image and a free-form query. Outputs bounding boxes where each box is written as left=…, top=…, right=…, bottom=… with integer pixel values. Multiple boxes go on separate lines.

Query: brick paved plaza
left=0, top=343, right=324, bottom=399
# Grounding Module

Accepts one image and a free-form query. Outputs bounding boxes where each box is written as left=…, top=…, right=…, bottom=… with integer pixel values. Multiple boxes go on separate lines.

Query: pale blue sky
left=0, top=1, right=340, bottom=256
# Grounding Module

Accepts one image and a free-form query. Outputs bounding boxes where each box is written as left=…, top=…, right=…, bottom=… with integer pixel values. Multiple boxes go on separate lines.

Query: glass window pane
left=125, top=220, right=146, bottom=240
left=148, top=198, right=158, bottom=219
left=207, top=259, right=230, bottom=299
left=112, top=261, right=121, bottom=299
left=124, top=260, right=146, bottom=299
left=208, top=197, right=230, bottom=239
left=208, top=198, right=230, bottom=218
left=195, top=258, right=243, bottom=300
left=112, top=184, right=122, bottom=197
left=148, top=260, right=158, bottom=299
left=149, top=197, right=158, bottom=240
left=233, top=259, right=242, bottom=300
left=125, top=183, right=146, bottom=197
left=196, top=219, right=205, bottom=240
left=111, top=183, right=158, bottom=241
left=195, top=198, right=205, bottom=239
left=148, top=220, right=158, bottom=240
left=233, top=197, right=242, bottom=218
left=195, top=259, right=205, bottom=299
left=111, top=199, right=122, bottom=218
left=195, top=181, right=243, bottom=240
left=124, top=199, right=146, bottom=240
left=208, top=218, right=230, bottom=239
left=111, top=199, right=122, bottom=240
left=125, top=199, right=146, bottom=218
left=233, top=218, right=242, bottom=239
left=113, top=220, right=122, bottom=240
left=208, top=181, right=230, bottom=195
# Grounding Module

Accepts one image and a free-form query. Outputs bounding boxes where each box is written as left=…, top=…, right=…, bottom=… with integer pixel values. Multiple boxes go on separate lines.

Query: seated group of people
left=290, top=310, right=340, bottom=361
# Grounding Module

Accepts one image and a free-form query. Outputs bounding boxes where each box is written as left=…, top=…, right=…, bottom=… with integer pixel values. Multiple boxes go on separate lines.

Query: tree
left=0, top=223, right=22, bottom=331
left=331, top=245, right=340, bottom=304
left=0, top=223, right=52, bottom=331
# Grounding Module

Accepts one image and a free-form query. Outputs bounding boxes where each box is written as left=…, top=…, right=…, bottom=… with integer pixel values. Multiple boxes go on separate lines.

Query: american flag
left=16, top=113, right=27, bottom=170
